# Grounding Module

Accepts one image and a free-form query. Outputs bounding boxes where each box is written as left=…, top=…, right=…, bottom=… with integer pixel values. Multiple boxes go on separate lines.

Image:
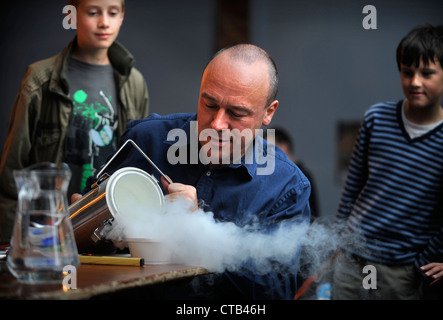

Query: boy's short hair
left=396, top=23, right=443, bottom=70
left=68, top=0, right=125, bottom=11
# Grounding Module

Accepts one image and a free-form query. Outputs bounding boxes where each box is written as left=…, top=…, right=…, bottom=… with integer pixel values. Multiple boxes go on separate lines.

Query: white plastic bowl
left=126, top=238, right=172, bottom=265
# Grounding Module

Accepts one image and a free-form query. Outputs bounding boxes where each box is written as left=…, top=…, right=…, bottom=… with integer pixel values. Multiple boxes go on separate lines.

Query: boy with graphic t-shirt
left=333, top=24, right=443, bottom=299
left=66, top=57, right=119, bottom=195
left=0, top=0, right=149, bottom=244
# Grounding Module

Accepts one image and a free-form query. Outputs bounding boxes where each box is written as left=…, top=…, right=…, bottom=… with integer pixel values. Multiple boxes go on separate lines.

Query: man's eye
left=229, top=110, right=246, bottom=118
left=206, top=105, right=218, bottom=109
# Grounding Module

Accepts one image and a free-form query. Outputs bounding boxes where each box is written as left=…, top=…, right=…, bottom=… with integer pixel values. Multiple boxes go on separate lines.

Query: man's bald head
left=206, top=44, right=279, bottom=108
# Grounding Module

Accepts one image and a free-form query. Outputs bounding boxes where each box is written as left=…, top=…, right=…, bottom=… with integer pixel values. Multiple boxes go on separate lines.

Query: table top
left=0, top=261, right=209, bottom=300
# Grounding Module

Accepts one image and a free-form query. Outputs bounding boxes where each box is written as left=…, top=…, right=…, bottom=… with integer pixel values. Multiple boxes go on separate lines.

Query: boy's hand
left=421, top=263, right=443, bottom=286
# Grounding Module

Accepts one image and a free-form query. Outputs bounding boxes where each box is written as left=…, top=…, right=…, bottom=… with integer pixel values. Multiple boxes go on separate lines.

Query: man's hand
left=71, top=193, right=83, bottom=204
left=161, top=176, right=198, bottom=211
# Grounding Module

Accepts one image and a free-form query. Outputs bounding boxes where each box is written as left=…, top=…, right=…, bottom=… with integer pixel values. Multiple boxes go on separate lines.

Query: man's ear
left=262, top=100, right=278, bottom=127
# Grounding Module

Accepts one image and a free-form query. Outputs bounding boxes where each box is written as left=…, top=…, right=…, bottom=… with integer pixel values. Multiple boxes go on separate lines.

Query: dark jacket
left=0, top=38, right=149, bottom=243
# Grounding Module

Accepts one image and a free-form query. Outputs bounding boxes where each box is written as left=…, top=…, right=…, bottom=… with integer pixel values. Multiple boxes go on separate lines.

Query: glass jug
left=7, top=162, right=79, bottom=283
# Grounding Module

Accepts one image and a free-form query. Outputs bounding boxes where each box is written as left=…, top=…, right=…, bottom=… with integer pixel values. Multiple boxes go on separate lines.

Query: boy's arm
left=415, top=226, right=443, bottom=283
left=0, top=77, right=39, bottom=243
left=335, top=117, right=370, bottom=227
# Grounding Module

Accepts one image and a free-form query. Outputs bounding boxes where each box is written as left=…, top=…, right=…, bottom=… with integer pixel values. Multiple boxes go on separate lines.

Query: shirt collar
left=50, top=36, right=135, bottom=96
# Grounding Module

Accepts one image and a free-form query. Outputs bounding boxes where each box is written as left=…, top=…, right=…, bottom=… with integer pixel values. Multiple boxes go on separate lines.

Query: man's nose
left=211, top=109, right=229, bottom=131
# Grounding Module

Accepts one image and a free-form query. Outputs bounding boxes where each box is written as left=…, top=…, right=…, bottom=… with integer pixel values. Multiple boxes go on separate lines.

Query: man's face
left=196, top=54, right=278, bottom=166
left=75, top=0, right=124, bottom=52
left=400, top=58, right=443, bottom=111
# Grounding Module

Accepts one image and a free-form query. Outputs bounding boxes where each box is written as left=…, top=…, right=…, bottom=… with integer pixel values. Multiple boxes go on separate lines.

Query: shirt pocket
left=37, top=129, right=60, bottom=146
left=33, top=128, right=61, bottom=161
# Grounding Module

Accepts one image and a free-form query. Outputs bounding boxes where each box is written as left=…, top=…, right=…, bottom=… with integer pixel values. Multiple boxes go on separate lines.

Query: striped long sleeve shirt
left=336, top=100, right=443, bottom=267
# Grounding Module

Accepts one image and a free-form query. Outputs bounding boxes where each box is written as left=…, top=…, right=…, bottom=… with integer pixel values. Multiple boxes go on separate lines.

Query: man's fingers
left=161, top=175, right=171, bottom=193
left=71, top=193, right=82, bottom=204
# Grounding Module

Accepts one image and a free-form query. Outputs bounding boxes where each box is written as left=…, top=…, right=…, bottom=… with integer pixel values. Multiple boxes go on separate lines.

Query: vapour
left=106, top=197, right=359, bottom=278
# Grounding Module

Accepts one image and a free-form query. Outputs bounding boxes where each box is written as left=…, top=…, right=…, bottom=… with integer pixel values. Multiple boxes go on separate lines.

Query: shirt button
left=206, top=170, right=211, bottom=176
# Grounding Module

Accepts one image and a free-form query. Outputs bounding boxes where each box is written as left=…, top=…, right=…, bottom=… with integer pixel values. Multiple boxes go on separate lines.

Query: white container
left=127, top=238, right=172, bottom=265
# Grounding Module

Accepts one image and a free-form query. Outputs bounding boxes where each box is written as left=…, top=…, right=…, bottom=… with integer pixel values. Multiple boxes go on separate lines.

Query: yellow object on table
left=79, top=255, right=144, bottom=266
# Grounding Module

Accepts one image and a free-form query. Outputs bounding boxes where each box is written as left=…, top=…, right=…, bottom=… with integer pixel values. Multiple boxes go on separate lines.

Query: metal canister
left=68, top=167, right=165, bottom=253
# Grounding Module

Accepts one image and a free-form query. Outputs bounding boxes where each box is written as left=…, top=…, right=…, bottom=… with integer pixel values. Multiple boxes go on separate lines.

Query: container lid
left=105, top=167, right=165, bottom=218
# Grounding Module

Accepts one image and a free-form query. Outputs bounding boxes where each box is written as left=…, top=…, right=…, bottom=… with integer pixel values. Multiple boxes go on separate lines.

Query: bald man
left=78, top=44, right=311, bottom=299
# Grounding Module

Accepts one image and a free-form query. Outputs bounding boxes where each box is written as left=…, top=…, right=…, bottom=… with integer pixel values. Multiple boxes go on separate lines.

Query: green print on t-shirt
left=71, top=89, right=117, bottom=189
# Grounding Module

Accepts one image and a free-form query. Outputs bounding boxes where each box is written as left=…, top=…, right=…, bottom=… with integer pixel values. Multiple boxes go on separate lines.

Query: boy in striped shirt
left=332, top=24, right=443, bottom=299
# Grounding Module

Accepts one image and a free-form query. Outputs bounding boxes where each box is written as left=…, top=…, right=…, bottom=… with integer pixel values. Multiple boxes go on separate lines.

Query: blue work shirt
left=106, top=113, right=311, bottom=299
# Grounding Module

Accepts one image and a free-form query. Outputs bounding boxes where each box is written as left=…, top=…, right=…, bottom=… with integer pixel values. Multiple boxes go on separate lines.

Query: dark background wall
left=1, top=0, right=442, bottom=221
